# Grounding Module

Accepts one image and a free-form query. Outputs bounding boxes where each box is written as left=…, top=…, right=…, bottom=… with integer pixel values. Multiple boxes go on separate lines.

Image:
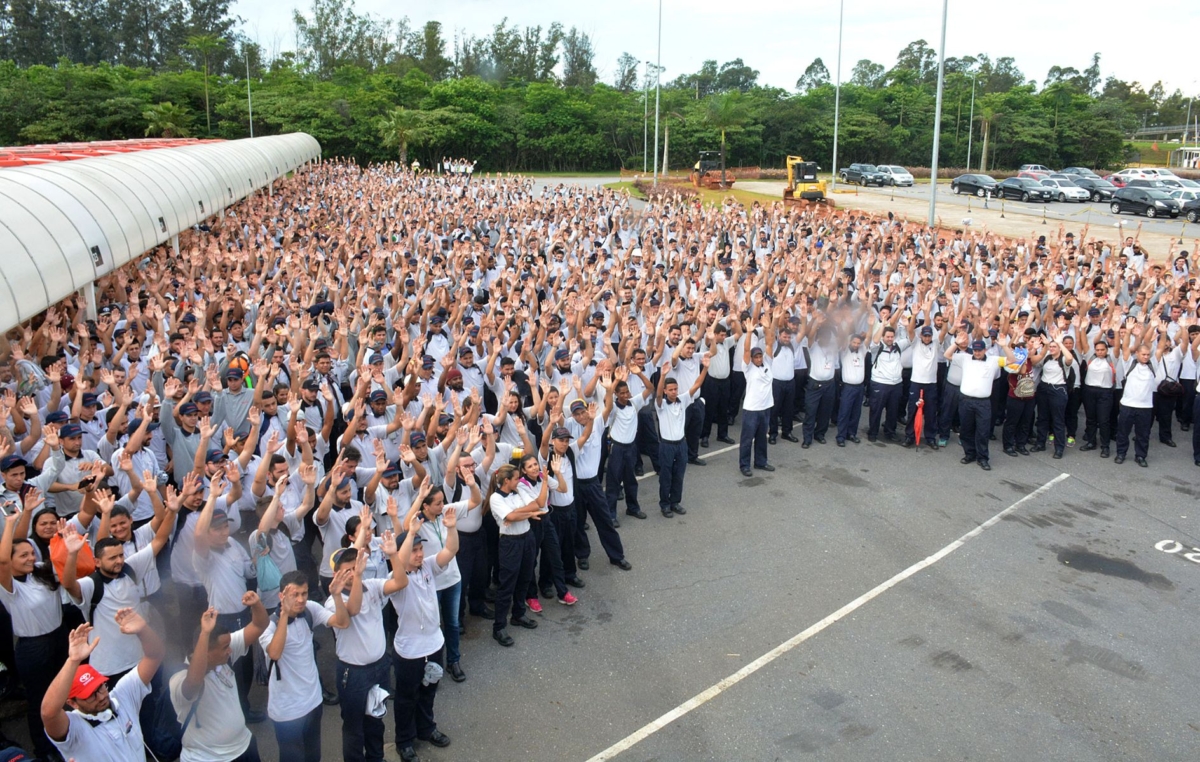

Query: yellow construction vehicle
left=783, top=155, right=825, bottom=204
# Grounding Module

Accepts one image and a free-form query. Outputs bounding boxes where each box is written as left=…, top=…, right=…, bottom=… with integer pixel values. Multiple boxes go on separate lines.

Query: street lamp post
left=927, top=0, right=949, bottom=229
left=966, top=72, right=976, bottom=171
left=830, top=0, right=844, bottom=192
left=643, top=60, right=649, bottom=173
left=246, top=50, right=254, bottom=138
left=653, top=0, right=663, bottom=186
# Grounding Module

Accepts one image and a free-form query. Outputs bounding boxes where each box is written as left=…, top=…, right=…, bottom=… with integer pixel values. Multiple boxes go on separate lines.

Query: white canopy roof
left=0, top=133, right=321, bottom=333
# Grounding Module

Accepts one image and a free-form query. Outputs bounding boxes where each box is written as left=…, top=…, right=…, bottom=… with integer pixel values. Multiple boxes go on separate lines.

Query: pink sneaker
left=525, top=597, right=543, bottom=614
left=558, top=592, right=578, bottom=606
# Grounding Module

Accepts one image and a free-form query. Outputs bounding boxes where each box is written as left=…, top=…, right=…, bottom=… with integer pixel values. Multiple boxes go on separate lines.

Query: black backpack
left=85, top=568, right=139, bottom=624
left=267, top=609, right=314, bottom=681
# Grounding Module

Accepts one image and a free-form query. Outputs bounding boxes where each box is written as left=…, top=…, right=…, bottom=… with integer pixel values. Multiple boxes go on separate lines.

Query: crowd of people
left=0, top=157, right=1197, bottom=762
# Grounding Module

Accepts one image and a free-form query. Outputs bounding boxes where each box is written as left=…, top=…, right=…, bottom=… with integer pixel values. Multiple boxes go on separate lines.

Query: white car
left=1145, top=168, right=1177, bottom=179
left=1169, top=189, right=1200, bottom=204
left=1040, top=178, right=1090, bottom=202
left=1158, top=177, right=1200, bottom=190
left=1110, top=168, right=1156, bottom=182
left=877, top=165, right=914, bottom=186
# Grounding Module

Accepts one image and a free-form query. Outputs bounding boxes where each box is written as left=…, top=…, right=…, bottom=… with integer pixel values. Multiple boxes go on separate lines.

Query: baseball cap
left=205, top=449, right=227, bottom=464
left=554, top=348, right=570, bottom=361
left=920, top=325, right=934, bottom=336
left=1, top=456, right=27, bottom=471
left=301, top=377, right=321, bottom=391
left=46, top=411, right=69, bottom=424
left=551, top=426, right=571, bottom=440
left=69, top=664, right=108, bottom=699
left=127, top=418, right=160, bottom=433
left=369, top=353, right=385, bottom=365
left=179, top=402, right=199, bottom=416
left=971, top=340, right=987, bottom=351
left=569, top=399, right=587, bottom=413
left=368, top=390, right=388, bottom=403
left=410, top=432, right=427, bottom=445
left=381, top=461, right=403, bottom=478
left=750, top=347, right=764, bottom=357
left=396, top=532, right=425, bottom=548
left=445, top=369, right=462, bottom=382
left=420, top=356, right=435, bottom=369
left=193, top=391, right=213, bottom=403
left=59, top=423, right=84, bottom=439
left=225, top=366, right=244, bottom=379
left=209, top=509, right=230, bottom=527
left=81, top=393, right=100, bottom=407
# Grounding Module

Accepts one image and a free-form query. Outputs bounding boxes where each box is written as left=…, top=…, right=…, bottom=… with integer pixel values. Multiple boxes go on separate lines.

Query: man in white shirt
left=739, top=330, right=776, bottom=478
left=171, top=594, right=268, bottom=762
left=1115, top=329, right=1158, bottom=466
left=769, top=326, right=799, bottom=444
left=655, top=356, right=709, bottom=517
left=950, top=337, right=1012, bottom=471
left=42, top=610, right=164, bottom=762
left=602, top=367, right=652, bottom=522
left=905, top=325, right=942, bottom=449
left=868, top=325, right=908, bottom=442
left=700, top=323, right=736, bottom=448
left=836, top=334, right=867, bottom=446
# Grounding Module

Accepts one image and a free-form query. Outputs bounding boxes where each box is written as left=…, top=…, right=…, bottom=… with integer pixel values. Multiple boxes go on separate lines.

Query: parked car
left=950, top=173, right=998, bottom=197
left=1184, top=198, right=1200, bottom=223
left=876, top=165, right=914, bottom=186
left=1145, top=168, right=1178, bottom=179
left=995, top=177, right=1054, bottom=202
left=1060, top=167, right=1100, bottom=178
left=1169, top=189, right=1200, bottom=205
left=1103, top=174, right=1129, bottom=188
left=839, top=163, right=889, bottom=186
left=1040, top=178, right=1090, bottom=202
left=1071, top=176, right=1118, bottom=202
left=1157, top=177, right=1200, bottom=190
left=1019, top=164, right=1053, bottom=174
left=1018, top=170, right=1052, bottom=180
left=1125, top=178, right=1168, bottom=189
left=1110, top=187, right=1181, bottom=218
left=1109, top=168, right=1156, bottom=183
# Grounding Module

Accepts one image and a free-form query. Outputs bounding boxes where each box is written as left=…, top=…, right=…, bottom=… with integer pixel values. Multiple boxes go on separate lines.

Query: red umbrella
left=913, top=389, right=925, bottom=449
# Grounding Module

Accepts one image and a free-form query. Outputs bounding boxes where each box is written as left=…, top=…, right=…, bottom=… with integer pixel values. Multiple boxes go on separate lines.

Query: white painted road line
left=584, top=472, right=1071, bottom=762
left=634, top=443, right=739, bottom=481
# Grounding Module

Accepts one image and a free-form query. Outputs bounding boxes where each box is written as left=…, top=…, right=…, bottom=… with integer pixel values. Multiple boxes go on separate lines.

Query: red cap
left=68, top=664, right=108, bottom=699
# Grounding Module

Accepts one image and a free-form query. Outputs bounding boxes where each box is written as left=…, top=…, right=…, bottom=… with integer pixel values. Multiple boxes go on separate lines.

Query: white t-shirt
left=416, top=502, right=469, bottom=590
left=258, top=601, right=333, bottom=722
left=389, top=556, right=446, bottom=659
left=325, top=578, right=387, bottom=665
left=72, top=545, right=157, bottom=675
left=169, top=630, right=254, bottom=762
left=51, top=670, right=151, bottom=762
left=0, top=573, right=62, bottom=637
left=742, top=363, right=774, bottom=412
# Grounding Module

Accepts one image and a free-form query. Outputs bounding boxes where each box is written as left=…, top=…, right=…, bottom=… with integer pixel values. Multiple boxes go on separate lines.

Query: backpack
left=1014, top=374, right=1037, bottom=399
left=143, top=684, right=183, bottom=761
left=267, top=609, right=314, bottom=681
left=86, top=568, right=138, bottom=624
left=253, top=534, right=284, bottom=595
left=50, top=534, right=95, bottom=582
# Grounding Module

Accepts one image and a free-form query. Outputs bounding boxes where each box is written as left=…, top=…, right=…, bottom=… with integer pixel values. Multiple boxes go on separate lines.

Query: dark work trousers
left=636, top=407, right=660, bottom=472
left=936, top=362, right=949, bottom=398
left=1193, top=393, right=1200, bottom=462
left=436, top=583, right=461, bottom=666
left=483, top=510, right=501, bottom=587
left=769, top=378, right=796, bottom=438
left=573, top=478, right=625, bottom=563
left=336, top=657, right=388, bottom=762
left=658, top=438, right=688, bottom=512
left=15, top=626, right=67, bottom=760
left=836, top=382, right=865, bottom=443
left=684, top=400, right=705, bottom=460
left=1034, top=383, right=1069, bottom=454
left=958, top=396, right=992, bottom=462
left=1116, top=405, right=1153, bottom=460
left=597, top=430, right=611, bottom=490
left=938, top=382, right=962, bottom=441
left=393, top=646, right=443, bottom=751
left=178, top=584, right=208, bottom=648
left=702, top=375, right=732, bottom=440
left=275, top=704, right=323, bottom=762
left=739, top=408, right=770, bottom=470
left=456, top=529, right=489, bottom=617
left=793, top=370, right=809, bottom=421
left=606, top=441, right=641, bottom=519
left=1065, top=385, right=1082, bottom=439
left=216, top=608, right=254, bottom=719
left=1003, top=396, right=1035, bottom=450
left=1180, top=380, right=1197, bottom=428
left=802, top=378, right=835, bottom=444
left=828, top=369, right=843, bottom=430
left=1082, top=386, right=1114, bottom=447
left=990, top=374, right=1009, bottom=426
left=548, top=502, right=577, bottom=579
left=494, top=532, right=536, bottom=632
left=729, top=370, right=746, bottom=423
left=868, top=382, right=902, bottom=438
left=899, top=367, right=913, bottom=423
left=0, top=604, right=12, bottom=688
left=1153, top=392, right=1177, bottom=443
left=905, top=381, right=939, bottom=445
left=1110, top=387, right=1125, bottom=442
left=527, top=518, right=567, bottom=599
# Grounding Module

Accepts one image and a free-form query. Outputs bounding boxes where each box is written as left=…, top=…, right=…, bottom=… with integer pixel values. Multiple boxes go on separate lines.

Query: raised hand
left=114, top=607, right=148, bottom=635
left=66, top=623, right=99, bottom=663
left=199, top=607, right=218, bottom=634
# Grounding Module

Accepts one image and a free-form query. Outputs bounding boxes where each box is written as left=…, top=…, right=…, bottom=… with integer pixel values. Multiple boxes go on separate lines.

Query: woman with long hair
left=514, top=454, right=572, bottom=612
left=0, top=488, right=67, bottom=762
left=485, top=463, right=545, bottom=647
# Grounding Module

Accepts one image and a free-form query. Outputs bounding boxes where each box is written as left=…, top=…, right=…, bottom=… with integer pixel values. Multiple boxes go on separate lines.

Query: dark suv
left=839, top=163, right=888, bottom=186
left=1110, top=188, right=1180, bottom=218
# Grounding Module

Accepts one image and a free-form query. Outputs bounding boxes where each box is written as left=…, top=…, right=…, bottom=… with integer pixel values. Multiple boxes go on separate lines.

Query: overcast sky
left=233, top=0, right=1198, bottom=97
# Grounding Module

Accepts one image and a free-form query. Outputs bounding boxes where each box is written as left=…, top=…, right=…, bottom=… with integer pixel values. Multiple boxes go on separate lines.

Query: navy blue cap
left=554, top=348, right=570, bottom=361
left=1, top=456, right=28, bottom=471
left=971, top=340, right=987, bottom=351
left=179, top=402, right=200, bottom=416
left=46, top=411, right=69, bottom=424
left=225, top=366, right=244, bottom=379
left=205, top=449, right=227, bottom=464
left=410, top=432, right=426, bottom=445
left=59, top=423, right=84, bottom=438
left=81, top=393, right=100, bottom=406
left=193, top=391, right=213, bottom=403
left=420, top=355, right=435, bottom=369
left=128, top=418, right=160, bottom=433
left=369, top=390, right=387, bottom=402
left=369, top=353, right=385, bottom=365
left=920, top=326, right=934, bottom=336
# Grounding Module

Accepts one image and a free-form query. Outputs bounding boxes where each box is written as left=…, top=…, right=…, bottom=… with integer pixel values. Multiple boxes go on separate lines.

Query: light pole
left=927, top=0, right=949, bottom=229
left=966, top=71, right=976, bottom=171
left=246, top=48, right=254, bottom=138
left=830, top=0, right=844, bottom=191
left=643, top=60, right=649, bottom=173
left=652, top=0, right=663, bottom=186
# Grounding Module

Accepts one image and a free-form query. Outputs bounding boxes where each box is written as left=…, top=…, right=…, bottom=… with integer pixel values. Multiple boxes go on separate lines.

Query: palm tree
left=661, top=111, right=683, bottom=178
left=378, top=108, right=428, bottom=166
left=185, top=34, right=224, bottom=136
left=976, top=96, right=1003, bottom=172
left=143, top=102, right=192, bottom=138
left=703, top=91, right=749, bottom=187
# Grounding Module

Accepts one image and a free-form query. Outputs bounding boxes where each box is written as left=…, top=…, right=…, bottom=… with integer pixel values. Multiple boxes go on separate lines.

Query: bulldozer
left=690, top=150, right=735, bottom=190
left=783, top=155, right=826, bottom=204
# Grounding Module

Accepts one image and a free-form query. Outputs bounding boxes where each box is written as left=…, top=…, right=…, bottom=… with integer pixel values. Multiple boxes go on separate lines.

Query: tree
left=977, top=95, right=1003, bottom=171
left=143, top=102, right=192, bottom=137
left=716, top=58, right=758, bottom=92
left=893, top=40, right=936, bottom=82
left=410, top=20, right=451, bottom=80
left=614, top=52, right=639, bottom=93
left=850, top=59, right=885, bottom=88
left=561, top=27, right=596, bottom=88
left=703, top=90, right=749, bottom=186
left=378, top=107, right=427, bottom=165
left=1080, top=53, right=1101, bottom=96
left=796, top=57, right=830, bottom=93
left=185, top=34, right=223, bottom=135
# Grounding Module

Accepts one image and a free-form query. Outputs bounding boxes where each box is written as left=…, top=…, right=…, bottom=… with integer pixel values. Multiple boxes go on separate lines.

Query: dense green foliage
left=0, top=0, right=1191, bottom=170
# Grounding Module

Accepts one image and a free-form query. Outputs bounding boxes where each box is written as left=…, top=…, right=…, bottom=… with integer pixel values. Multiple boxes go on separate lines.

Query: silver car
left=1040, top=178, right=1090, bottom=202
left=877, top=165, right=914, bottom=187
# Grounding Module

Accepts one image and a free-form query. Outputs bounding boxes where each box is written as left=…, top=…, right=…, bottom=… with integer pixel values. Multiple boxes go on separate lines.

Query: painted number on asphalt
left=1155, top=540, right=1200, bottom=564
